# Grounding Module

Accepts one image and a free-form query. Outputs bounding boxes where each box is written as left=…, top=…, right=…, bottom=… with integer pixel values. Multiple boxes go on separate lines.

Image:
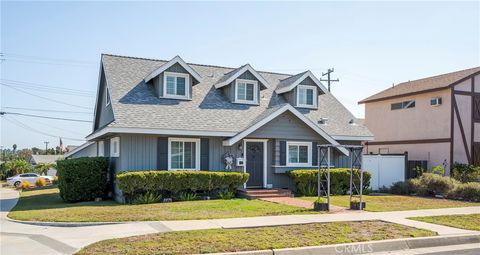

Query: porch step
left=238, top=188, right=293, bottom=198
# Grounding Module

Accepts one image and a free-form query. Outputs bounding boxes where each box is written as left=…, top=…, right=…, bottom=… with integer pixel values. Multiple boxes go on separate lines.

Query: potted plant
left=313, top=197, right=329, bottom=211
left=350, top=198, right=366, bottom=210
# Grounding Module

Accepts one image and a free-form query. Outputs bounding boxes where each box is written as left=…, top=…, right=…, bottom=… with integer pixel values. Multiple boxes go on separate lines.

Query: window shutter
left=200, top=138, right=209, bottom=170
left=158, top=137, right=168, bottom=170
left=279, top=141, right=286, bottom=166
left=312, top=142, right=318, bottom=166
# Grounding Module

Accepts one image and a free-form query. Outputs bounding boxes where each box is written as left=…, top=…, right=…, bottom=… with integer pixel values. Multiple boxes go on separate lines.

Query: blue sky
left=1, top=1, right=479, bottom=149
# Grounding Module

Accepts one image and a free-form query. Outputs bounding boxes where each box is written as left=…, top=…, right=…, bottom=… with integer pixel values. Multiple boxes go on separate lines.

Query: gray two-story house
left=66, top=54, right=373, bottom=199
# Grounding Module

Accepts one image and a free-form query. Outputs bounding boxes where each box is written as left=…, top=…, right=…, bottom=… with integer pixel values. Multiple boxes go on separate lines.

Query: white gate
left=363, top=154, right=405, bottom=190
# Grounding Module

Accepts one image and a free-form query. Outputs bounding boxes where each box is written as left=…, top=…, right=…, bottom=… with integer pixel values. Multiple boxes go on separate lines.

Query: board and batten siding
left=94, top=70, right=114, bottom=131
left=118, top=134, right=157, bottom=172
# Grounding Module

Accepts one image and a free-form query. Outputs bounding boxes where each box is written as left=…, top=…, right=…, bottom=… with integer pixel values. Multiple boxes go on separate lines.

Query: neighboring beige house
left=359, top=67, right=480, bottom=174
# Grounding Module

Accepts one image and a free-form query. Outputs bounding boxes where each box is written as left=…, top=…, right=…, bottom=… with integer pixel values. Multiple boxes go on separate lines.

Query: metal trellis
left=317, top=144, right=365, bottom=211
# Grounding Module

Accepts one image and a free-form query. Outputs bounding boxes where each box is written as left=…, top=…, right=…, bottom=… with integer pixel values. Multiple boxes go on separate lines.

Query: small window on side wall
left=235, top=79, right=258, bottom=104
left=110, top=137, right=120, bottom=157
left=391, top=100, right=415, bottom=110
left=431, top=97, right=442, bottom=106
left=105, top=87, right=111, bottom=106
left=98, top=141, right=105, bottom=156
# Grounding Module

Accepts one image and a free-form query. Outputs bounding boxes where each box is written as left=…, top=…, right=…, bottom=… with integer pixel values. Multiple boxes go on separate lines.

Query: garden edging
left=202, top=233, right=480, bottom=255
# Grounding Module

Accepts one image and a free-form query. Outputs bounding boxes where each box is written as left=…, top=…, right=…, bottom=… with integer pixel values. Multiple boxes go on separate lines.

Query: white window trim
left=110, top=137, right=120, bottom=157
left=98, top=141, right=105, bottom=157
left=167, top=137, right=200, bottom=170
left=105, top=86, right=111, bottom=107
left=431, top=97, right=442, bottom=106
left=286, top=141, right=312, bottom=167
left=234, top=79, right=258, bottom=105
left=163, top=71, right=190, bottom=99
left=296, top=85, right=317, bottom=108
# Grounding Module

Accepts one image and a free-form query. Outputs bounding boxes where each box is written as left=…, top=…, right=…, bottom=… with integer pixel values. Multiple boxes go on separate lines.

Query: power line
left=1, top=79, right=95, bottom=94
left=1, top=111, right=92, bottom=123
left=3, top=85, right=93, bottom=110
left=320, top=68, right=340, bottom=92
left=15, top=114, right=88, bottom=136
left=1, top=83, right=94, bottom=98
left=1, top=107, right=92, bottom=115
left=4, top=116, right=86, bottom=142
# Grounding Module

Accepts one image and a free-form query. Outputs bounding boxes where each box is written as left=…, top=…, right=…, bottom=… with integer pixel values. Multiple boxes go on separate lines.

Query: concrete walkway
left=1, top=187, right=479, bottom=255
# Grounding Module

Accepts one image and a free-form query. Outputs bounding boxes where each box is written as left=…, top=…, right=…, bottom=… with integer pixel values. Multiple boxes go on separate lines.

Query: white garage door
left=363, top=154, right=405, bottom=191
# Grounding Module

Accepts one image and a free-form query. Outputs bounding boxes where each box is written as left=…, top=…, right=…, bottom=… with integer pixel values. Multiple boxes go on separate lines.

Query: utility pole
left=320, top=68, right=339, bottom=92
left=44, top=141, right=49, bottom=155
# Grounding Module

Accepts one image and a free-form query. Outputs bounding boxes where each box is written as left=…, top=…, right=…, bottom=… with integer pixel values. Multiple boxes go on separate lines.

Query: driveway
left=1, top=187, right=479, bottom=254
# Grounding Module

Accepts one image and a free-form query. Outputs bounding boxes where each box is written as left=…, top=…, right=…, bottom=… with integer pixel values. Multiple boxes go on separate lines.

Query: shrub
left=448, top=182, right=480, bottom=202
left=19, top=181, right=30, bottom=189
left=414, top=173, right=458, bottom=197
left=288, top=169, right=371, bottom=196
left=451, top=163, right=480, bottom=183
left=52, top=176, right=58, bottom=185
left=217, top=190, right=235, bottom=200
left=431, top=165, right=445, bottom=175
left=179, top=192, right=198, bottom=201
left=116, top=170, right=249, bottom=203
left=3, top=159, right=32, bottom=177
left=390, top=181, right=412, bottom=195
left=135, top=191, right=162, bottom=204
left=35, top=178, right=47, bottom=187
left=57, top=157, right=109, bottom=202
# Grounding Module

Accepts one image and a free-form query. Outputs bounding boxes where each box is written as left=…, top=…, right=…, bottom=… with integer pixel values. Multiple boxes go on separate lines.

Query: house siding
left=94, top=70, right=114, bottom=130
left=118, top=134, right=158, bottom=171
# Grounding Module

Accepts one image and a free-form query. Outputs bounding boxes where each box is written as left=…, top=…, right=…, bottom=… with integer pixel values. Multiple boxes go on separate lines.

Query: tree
left=12, top=144, right=17, bottom=153
left=35, top=163, right=56, bottom=175
left=17, top=148, right=32, bottom=161
left=3, top=159, right=33, bottom=176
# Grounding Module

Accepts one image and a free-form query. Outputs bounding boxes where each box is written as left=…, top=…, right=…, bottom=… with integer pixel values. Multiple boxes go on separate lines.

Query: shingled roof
left=359, top=67, right=480, bottom=104
left=96, top=54, right=373, bottom=139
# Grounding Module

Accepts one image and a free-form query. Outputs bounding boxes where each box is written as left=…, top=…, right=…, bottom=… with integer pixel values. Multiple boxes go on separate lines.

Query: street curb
left=202, top=233, right=480, bottom=255
left=6, top=217, right=123, bottom=227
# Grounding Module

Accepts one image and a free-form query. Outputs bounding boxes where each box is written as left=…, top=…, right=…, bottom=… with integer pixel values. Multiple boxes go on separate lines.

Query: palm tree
left=12, top=144, right=17, bottom=153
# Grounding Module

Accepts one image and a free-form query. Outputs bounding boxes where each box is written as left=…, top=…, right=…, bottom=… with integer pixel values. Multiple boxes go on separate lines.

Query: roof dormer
left=214, top=64, right=269, bottom=105
left=276, top=71, right=328, bottom=109
left=144, top=56, right=202, bottom=100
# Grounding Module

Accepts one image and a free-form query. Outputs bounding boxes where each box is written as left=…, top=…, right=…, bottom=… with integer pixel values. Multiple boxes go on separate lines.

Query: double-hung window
left=235, top=79, right=258, bottom=104
left=163, top=72, right=189, bottom=99
left=287, top=141, right=312, bottom=166
left=168, top=138, right=200, bottom=170
left=297, top=85, right=316, bottom=108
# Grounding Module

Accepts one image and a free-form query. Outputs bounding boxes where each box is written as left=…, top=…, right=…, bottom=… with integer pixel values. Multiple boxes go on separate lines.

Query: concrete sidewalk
left=1, top=187, right=479, bottom=255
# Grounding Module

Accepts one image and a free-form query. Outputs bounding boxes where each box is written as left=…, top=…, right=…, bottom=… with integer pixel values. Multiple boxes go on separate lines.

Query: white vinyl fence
left=363, top=154, right=405, bottom=191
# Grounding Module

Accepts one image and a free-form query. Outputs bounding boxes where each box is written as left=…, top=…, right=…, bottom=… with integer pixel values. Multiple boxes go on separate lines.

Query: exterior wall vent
left=318, top=117, right=329, bottom=125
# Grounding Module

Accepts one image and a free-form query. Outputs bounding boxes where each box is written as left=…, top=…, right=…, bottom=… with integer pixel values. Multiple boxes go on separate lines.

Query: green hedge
left=57, top=157, right=109, bottom=202
left=116, top=170, right=249, bottom=203
left=288, top=169, right=371, bottom=196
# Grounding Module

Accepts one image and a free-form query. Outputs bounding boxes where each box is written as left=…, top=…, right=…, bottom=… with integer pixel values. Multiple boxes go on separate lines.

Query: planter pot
left=163, top=198, right=173, bottom=203
left=350, top=201, right=366, bottom=210
left=313, top=202, right=329, bottom=211
left=201, top=196, right=211, bottom=200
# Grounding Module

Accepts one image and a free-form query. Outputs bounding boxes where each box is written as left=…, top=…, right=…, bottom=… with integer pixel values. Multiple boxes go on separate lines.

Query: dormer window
left=235, top=79, right=258, bottom=104
left=164, top=72, right=189, bottom=99
left=297, top=85, right=317, bottom=108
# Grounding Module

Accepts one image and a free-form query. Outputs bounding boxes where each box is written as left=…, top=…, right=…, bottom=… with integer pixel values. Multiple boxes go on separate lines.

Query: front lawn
left=8, top=187, right=317, bottom=222
left=77, top=220, right=435, bottom=255
left=300, top=195, right=480, bottom=212
left=409, top=214, right=480, bottom=231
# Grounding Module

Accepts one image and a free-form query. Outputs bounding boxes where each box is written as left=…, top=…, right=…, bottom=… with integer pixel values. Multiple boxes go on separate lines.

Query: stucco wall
left=364, top=89, right=451, bottom=141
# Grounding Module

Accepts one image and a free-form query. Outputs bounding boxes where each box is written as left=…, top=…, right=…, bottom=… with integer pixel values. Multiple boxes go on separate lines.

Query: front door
left=246, top=142, right=264, bottom=187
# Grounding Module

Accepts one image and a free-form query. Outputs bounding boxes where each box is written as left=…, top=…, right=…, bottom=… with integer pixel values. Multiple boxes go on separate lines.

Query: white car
left=6, top=173, right=55, bottom=187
